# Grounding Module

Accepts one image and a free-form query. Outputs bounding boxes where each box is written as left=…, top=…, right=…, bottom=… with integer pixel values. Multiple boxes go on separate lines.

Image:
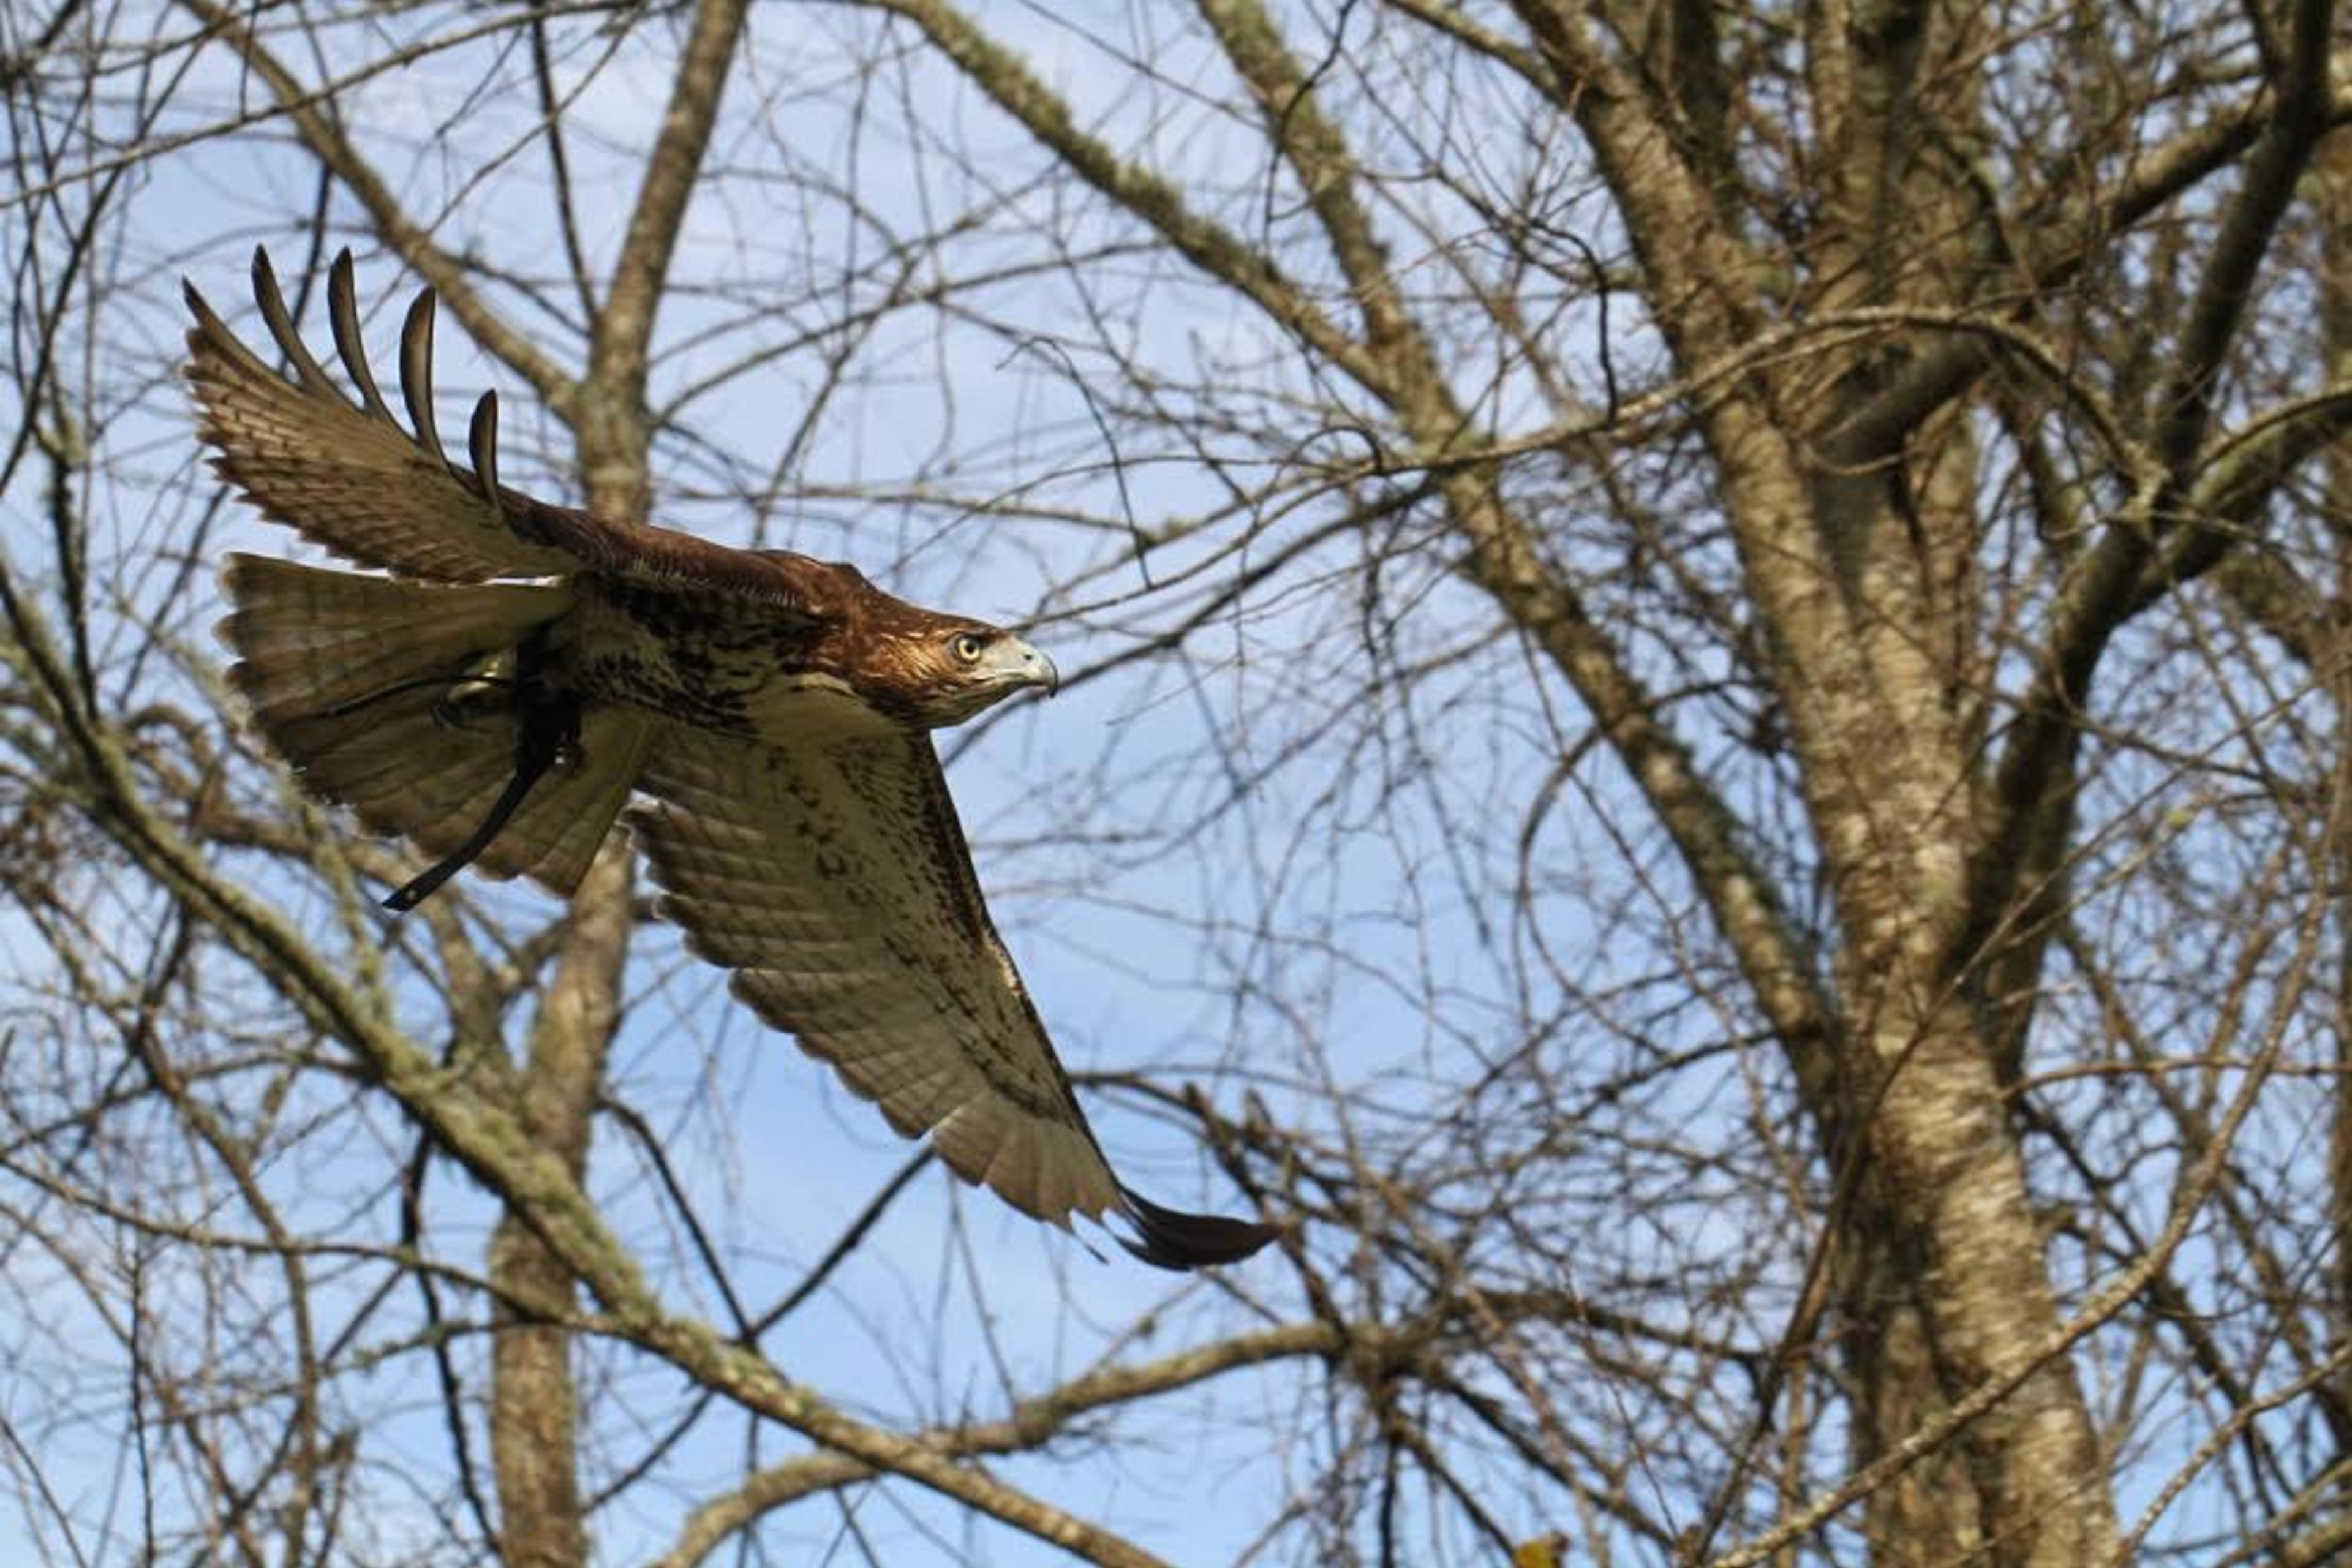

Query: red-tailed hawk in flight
left=184, top=247, right=1276, bottom=1271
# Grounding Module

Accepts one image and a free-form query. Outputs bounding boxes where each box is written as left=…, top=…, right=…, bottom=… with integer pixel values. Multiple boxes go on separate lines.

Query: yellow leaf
left=1511, top=1534, right=1566, bottom=1568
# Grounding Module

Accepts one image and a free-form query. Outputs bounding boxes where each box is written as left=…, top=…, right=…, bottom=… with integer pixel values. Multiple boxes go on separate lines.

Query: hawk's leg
left=383, top=635, right=581, bottom=913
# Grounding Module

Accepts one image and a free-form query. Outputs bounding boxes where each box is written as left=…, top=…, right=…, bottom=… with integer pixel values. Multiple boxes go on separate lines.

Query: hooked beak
left=986, top=635, right=1060, bottom=697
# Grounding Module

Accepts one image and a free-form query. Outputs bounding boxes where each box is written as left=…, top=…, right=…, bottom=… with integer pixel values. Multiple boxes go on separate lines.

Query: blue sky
left=0, top=2, right=2311, bottom=1564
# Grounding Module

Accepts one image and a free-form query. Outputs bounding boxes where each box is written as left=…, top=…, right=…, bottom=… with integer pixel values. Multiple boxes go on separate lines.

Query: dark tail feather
left=1117, top=1188, right=1280, bottom=1270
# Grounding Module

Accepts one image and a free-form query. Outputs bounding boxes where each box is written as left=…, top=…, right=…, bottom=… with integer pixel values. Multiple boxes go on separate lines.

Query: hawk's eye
left=949, top=631, right=988, bottom=665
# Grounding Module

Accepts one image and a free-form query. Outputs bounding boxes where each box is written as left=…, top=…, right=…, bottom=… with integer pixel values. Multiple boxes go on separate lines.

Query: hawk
left=184, top=248, right=1276, bottom=1270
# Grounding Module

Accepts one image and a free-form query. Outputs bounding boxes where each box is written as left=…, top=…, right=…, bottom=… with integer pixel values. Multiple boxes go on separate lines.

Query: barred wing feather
left=184, top=248, right=582, bottom=582
left=630, top=726, right=1278, bottom=1268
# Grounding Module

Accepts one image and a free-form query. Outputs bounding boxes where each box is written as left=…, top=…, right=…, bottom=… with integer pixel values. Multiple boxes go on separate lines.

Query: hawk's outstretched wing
left=188, top=246, right=850, bottom=612
left=185, top=248, right=589, bottom=582
left=630, top=724, right=1280, bottom=1269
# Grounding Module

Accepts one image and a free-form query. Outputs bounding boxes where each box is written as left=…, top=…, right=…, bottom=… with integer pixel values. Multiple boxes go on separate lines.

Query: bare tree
left=4, top=1, right=2351, bottom=1564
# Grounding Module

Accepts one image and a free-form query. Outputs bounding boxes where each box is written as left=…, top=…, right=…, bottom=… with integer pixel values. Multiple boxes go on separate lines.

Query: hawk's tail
left=217, top=554, right=649, bottom=900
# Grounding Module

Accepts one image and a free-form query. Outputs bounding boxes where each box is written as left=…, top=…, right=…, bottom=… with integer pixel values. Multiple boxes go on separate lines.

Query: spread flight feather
left=184, top=247, right=1276, bottom=1270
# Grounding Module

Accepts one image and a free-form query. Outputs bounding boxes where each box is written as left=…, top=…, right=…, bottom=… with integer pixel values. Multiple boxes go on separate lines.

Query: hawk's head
left=820, top=570, right=1054, bottom=728
left=755, top=552, right=1062, bottom=729
left=868, top=617, right=1061, bottom=728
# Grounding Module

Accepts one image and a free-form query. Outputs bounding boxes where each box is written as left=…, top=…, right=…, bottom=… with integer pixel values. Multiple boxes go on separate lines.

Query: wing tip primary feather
left=1115, top=1187, right=1280, bottom=1272
left=181, top=275, right=215, bottom=334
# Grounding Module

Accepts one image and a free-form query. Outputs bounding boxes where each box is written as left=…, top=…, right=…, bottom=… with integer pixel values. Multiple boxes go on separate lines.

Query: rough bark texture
left=486, top=845, right=633, bottom=1568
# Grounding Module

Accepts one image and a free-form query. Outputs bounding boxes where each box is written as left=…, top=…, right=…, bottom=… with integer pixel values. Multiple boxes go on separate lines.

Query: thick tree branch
left=1704, top=884, right=2323, bottom=1567
left=590, top=0, right=750, bottom=423
left=2152, top=0, right=2334, bottom=479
